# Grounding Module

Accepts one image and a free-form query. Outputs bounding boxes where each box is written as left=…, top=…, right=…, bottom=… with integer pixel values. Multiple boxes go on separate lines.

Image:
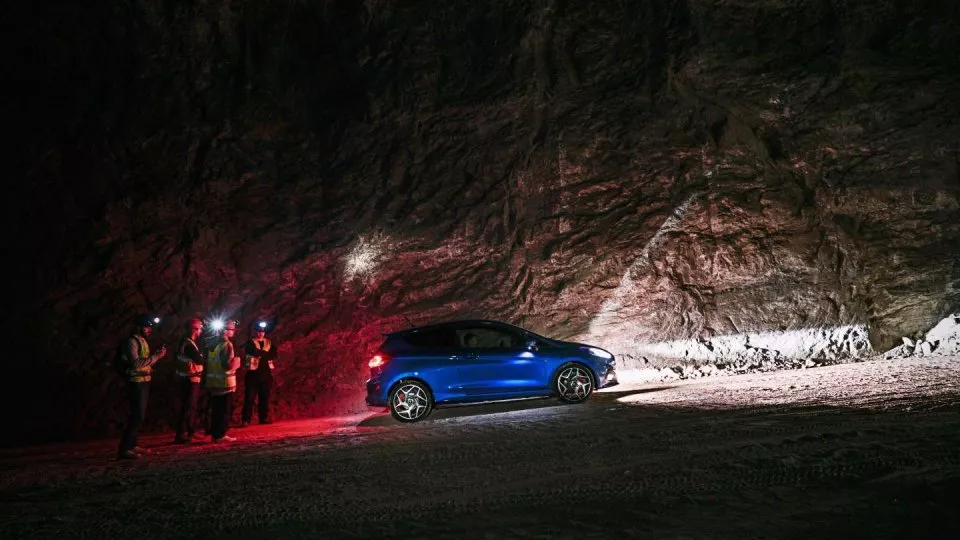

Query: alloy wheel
left=392, top=383, right=430, bottom=421
left=557, top=365, right=593, bottom=402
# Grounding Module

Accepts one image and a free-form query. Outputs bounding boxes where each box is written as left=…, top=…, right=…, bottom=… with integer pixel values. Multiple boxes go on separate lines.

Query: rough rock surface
left=616, top=323, right=874, bottom=381
left=7, top=0, right=960, bottom=443
left=882, top=313, right=960, bottom=359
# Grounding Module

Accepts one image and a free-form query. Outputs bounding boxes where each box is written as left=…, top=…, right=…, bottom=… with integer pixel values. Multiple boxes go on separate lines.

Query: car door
left=455, top=325, right=546, bottom=397
left=401, top=327, right=465, bottom=402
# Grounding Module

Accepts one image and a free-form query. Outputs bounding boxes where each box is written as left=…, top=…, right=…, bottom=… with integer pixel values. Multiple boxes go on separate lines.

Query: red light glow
left=369, top=355, right=386, bottom=368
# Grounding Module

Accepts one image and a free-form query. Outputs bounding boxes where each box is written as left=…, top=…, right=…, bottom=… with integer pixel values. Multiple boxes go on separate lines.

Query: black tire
left=552, top=362, right=595, bottom=404
left=388, top=379, right=434, bottom=423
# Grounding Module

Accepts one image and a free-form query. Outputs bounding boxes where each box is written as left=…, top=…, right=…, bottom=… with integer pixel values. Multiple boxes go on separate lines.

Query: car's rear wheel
left=554, top=363, right=594, bottom=403
left=389, top=380, right=433, bottom=422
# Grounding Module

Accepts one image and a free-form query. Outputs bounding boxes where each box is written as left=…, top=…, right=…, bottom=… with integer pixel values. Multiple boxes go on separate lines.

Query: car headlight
left=586, top=347, right=613, bottom=360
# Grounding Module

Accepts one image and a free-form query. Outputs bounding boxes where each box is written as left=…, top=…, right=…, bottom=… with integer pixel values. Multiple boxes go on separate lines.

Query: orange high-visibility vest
left=243, top=338, right=273, bottom=370
left=176, top=337, right=204, bottom=382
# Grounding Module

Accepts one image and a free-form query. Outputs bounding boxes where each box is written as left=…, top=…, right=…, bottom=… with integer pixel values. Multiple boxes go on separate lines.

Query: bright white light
left=210, top=319, right=225, bottom=331
left=587, top=347, right=613, bottom=359
left=617, top=325, right=871, bottom=366
left=258, top=321, right=267, bottom=329
left=586, top=193, right=701, bottom=342
left=344, top=232, right=391, bottom=279
left=885, top=313, right=960, bottom=358
left=578, top=195, right=875, bottom=367
left=152, top=317, right=160, bottom=324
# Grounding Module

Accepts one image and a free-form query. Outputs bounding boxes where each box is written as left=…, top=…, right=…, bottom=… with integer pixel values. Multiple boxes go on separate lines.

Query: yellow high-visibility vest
left=205, top=341, right=237, bottom=391
left=128, top=335, right=152, bottom=383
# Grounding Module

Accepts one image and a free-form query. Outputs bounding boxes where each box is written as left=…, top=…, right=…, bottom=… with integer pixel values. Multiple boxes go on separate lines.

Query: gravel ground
left=2, top=355, right=959, bottom=539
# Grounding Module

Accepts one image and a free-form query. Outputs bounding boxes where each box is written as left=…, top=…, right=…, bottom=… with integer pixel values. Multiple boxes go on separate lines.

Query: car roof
left=386, top=319, right=528, bottom=337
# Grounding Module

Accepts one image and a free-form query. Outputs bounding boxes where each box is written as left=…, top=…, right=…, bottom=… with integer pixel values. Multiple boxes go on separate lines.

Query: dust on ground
left=2, top=356, right=959, bottom=539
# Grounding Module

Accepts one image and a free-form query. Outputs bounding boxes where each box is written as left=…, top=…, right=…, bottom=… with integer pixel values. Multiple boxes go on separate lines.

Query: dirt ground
left=2, top=356, right=960, bottom=539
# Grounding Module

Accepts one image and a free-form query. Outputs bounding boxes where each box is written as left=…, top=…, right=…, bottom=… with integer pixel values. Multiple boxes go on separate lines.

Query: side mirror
left=525, top=339, right=538, bottom=352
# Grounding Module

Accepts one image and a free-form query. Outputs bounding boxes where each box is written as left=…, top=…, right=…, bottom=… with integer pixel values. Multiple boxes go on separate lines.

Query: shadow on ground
left=357, top=386, right=676, bottom=427
left=3, top=379, right=960, bottom=540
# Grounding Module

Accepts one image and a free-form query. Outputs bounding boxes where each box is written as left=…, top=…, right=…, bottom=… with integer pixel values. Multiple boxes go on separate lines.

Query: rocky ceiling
left=6, top=0, right=960, bottom=443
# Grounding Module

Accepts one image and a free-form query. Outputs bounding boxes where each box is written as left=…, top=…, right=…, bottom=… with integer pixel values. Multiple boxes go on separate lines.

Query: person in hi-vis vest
left=205, top=319, right=241, bottom=442
left=173, top=317, right=205, bottom=443
left=117, top=314, right=167, bottom=460
left=241, top=320, right=278, bottom=426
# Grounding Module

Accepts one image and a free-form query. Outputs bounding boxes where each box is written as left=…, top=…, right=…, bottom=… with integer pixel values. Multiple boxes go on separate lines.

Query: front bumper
left=598, top=367, right=619, bottom=389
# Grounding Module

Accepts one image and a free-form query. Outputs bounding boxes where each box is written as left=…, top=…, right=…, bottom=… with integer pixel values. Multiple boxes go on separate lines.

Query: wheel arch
left=387, top=376, right=436, bottom=404
left=549, top=360, right=598, bottom=387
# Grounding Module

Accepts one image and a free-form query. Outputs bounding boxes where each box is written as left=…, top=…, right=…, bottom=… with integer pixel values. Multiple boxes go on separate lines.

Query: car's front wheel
left=389, top=380, right=433, bottom=422
left=554, top=363, right=594, bottom=403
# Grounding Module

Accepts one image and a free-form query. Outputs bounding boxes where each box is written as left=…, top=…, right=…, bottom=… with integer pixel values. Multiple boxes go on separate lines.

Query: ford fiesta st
left=365, top=320, right=618, bottom=422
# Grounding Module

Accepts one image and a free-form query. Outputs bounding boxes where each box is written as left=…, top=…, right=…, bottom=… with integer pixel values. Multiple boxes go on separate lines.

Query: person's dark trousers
left=175, top=378, right=200, bottom=440
left=118, top=381, right=150, bottom=454
left=210, top=393, right=233, bottom=439
left=198, top=384, right=211, bottom=435
left=257, top=371, right=273, bottom=423
left=198, top=391, right=210, bottom=434
left=242, top=370, right=274, bottom=423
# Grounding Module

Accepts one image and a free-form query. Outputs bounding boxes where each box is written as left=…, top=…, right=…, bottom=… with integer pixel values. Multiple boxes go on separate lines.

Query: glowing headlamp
left=210, top=319, right=225, bottom=332
left=153, top=317, right=161, bottom=324
left=586, top=347, right=613, bottom=359
left=258, top=321, right=268, bottom=329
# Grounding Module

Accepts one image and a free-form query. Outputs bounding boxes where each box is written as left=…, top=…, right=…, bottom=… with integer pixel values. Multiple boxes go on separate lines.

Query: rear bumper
left=365, top=379, right=387, bottom=406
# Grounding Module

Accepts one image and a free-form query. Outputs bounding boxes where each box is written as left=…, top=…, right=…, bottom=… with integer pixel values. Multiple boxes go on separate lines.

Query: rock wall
left=7, top=0, right=960, bottom=444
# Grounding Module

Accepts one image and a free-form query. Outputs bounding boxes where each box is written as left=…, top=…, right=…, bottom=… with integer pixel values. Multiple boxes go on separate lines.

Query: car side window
left=532, top=336, right=555, bottom=349
left=456, top=327, right=521, bottom=349
left=405, top=328, right=458, bottom=348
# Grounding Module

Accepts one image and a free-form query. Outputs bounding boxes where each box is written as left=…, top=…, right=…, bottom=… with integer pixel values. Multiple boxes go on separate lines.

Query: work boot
left=173, top=435, right=190, bottom=444
left=260, top=419, right=273, bottom=425
left=117, top=450, right=139, bottom=460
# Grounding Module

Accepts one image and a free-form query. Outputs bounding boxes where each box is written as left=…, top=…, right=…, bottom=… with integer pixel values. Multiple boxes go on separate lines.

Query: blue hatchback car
left=365, top=320, right=618, bottom=422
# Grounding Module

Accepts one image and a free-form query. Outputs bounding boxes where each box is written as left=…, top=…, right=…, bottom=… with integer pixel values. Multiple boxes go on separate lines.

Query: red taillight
left=369, top=354, right=387, bottom=368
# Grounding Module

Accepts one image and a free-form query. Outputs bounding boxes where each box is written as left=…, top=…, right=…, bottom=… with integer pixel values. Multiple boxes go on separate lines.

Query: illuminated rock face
left=882, top=314, right=960, bottom=360
left=8, top=1, right=960, bottom=442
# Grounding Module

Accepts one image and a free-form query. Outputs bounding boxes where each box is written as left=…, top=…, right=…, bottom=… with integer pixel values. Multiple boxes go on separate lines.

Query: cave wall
left=7, top=0, right=960, bottom=444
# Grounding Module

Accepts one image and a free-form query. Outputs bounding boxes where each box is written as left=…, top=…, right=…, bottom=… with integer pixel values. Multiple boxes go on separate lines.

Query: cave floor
left=2, top=356, right=959, bottom=539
